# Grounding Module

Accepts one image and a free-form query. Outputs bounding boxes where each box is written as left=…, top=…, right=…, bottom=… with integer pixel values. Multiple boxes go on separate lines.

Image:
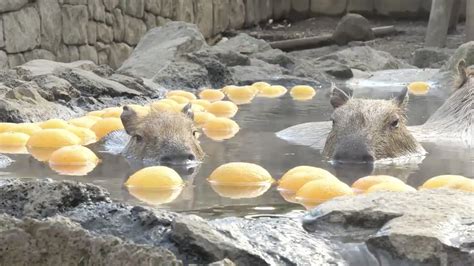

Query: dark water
left=1, top=88, right=472, bottom=218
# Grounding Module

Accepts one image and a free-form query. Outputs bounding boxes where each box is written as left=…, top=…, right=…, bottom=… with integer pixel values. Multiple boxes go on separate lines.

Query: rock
left=63, top=0, right=87, bottom=4
left=291, top=60, right=332, bottom=85
left=105, top=13, right=114, bottom=26
left=258, top=0, right=273, bottom=21
left=97, top=23, right=114, bottom=44
left=104, top=0, right=119, bottom=11
left=0, top=214, right=181, bottom=265
left=176, top=0, right=194, bottom=23
left=23, top=49, right=56, bottom=62
left=3, top=7, right=41, bottom=53
left=0, top=154, right=13, bottom=169
left=0, top=19, right=3, bottom=48
left=32, top=74, right=80, bottom=101
left=0, top=83, right=77, bottom=122
left=98, top=51, right=109, bottom=65
left=58, top=68, right=142, bottom=97
left=194, top=0, right=213, bottom=38
left=229, top=58, right=283, bottom=84
left=121, top=0, right=145, bottom=18
left=441, top=41, right=474, bottom=72
left=0, top=0, right=28, bottom=13
left=14, top=59, right=96, bottom=79
left=252, top=49, right=295, bottom=69
left=244, top=0, right=258, bottom=27
left=108, top=43, right=133, bottom=69
left=315, top=59, right=354, bottom=79
left=112, top=8, right=125, bottom=41
left=273, top=0, right=292, bottom=19
left=7, top=54, right=26, bottom=68
left=69, top=46, right=80, bottom=61
left=228, top=0, right=245, bottom=29
left=123, top=15, right=147, bottom=45
left=38, top=0, right=62, bottom=52
left=212, top=0, right=229, bottom=35
left=152, top=61, right=210, bottom=90
left=413, top=47, right=451, bottom=68
left=315, top=46, right=414, bottom=72
left=0, top=51, right=7, bottom=69
left=215, top=33, right=272, bottom=55
left=303, top=189, right=474, bottom=265
left=208, top=259, right=236, bottom=266
left=185, top=52, right=235, bottom=89
left=347, top=0, right=374, bottom=14
left=119, top=22, right=208, bottom=78
left=375, top=0, right=422, bottom=16
left=87, top=21, right=98, bottom=45
left=332, top=13, right=374, bottom=45
left=290, top=0, right=310, bottom=17
left=56, top=45, right=70, bottom=62
left=311, top=0, right=347, bottom=15
left=88, top=0, right=106, bottom=22
left=62, top=5, right=89, bottom=45
left=145, top=0, right=160, bottom=15
left=108, top=73, right=158, bottom=96
left=78, top=46, right=98, bottom=63
left=144, top=12, right=157, bottom=30
left=160, top=0, right=177, bottom=19
left=195, top=47, right=250, bottom=67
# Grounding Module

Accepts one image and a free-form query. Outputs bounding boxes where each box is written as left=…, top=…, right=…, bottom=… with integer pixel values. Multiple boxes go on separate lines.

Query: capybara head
left=120, top=104, right=204, bottom=165
left=322, top=85, right=425, bottom=163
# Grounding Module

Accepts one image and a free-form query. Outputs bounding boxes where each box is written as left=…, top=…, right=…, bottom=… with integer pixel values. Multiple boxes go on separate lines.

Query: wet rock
left=0, top=178, right=109, bottom=218
left=313, top=59, right=354, bottom=79
left=152, top=61, right=210, bottom=90
left=0, top=83, right=77, bottom=122
left=252, top=49, right=296, bottom=69
left=0, top=214, right=181, bottom=265
left=413, top=47, right=451, bottom=68
left=229, top=58, right=283, bottom=84
left=291, top=60, right=332, bottom=85
left=32, top=74, right=80, bottom=102
left=441, top=41, right=474, bottom=72
left=0, top=154, right=13, bottom=169
left=3, top=7, right=41, bottom=53
left=332, top=13, right=374, bottom=45
left=195, top=47, right=250, bottom=67
left=303, top=189, right=474, bottom=265
left=315, top=46, right=414, bottom=72
left=215, top=33, right=272, bottom=55
left=185, top=52, right=235, bottom=89
left=119, top=22, right=208, bottom=78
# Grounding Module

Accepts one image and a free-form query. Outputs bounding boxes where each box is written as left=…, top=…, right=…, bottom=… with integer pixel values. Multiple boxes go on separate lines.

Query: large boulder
left=303, top=189, right=474, bottom=265
left=332, top=13, right=374, bottom=45
left=413, top=47, right=451, bottom=68
left=215, top=33, right=272, bottom=55
left=440, top=41, right=474, bottom=72
left=118, top=22, right=208, bottom=78
left=152, top=61, right=211, bottom=90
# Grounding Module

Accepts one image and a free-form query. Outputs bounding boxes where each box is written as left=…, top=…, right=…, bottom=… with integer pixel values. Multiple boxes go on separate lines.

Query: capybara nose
left=333, top=141, right=375, bottom=163
left=160, top=153, right=196, bottom=165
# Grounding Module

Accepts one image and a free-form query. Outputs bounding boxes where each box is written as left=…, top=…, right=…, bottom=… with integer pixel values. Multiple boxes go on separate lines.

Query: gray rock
left=145, top=0, right=161, bottom=15
left=119, top=22, right=208, bottom=78
left=58, top=68, right=142, bottom=97
left=156, top=16, right=172, bottom=27
left=333, top=13, right=374, bottom=45
left=229, top=58, right=283, bottom=84
left=228, top=0, right=245, bottom=29
left=413, top=47, right=451, bottom=68
left=69, top=46, right=80, bottom=61
left=212, top=0, right=229, bottom=35
left=0, top=154, right=13, bottom=169
left=252, top=49, right=296, bottom=69
left=0, top=0, right=28, bottom=13
left=0, top=214, right=181, bottom=265
left=15, top=59, right=97, bottom=79
left=108, top=43, right=133, bottom=69
left=38, top=0, right=62, bottom=52
left=273, top=0, right=292, bottom=19
left=0, top=83, right=77, bottom=122
left=109, top=73, right=158, bottom=96
left=0, top=51, right=7, bottom=70
left=195, top=47, right=250, bottom=67
left=144, top=12, right=157, bottom=30
left=291, top=0, right=310, bottom=17
left=310, top=59, right=353, bottom=79
left=3, top=7, right=41, bottom=53
left=347, top=0, right=374, bottom=13
left=123, top=15, right=147, bottom=45
left=304, top=189, right=474, bottom=265
left=185, top=52, right=235, bottom=89
left=311, top=0, right=347, bottom=15
left=33, top=74, right=80, bottom=101
left=176, top=0, right=194, bottom=23
left=215, top=33, right=272, bottom=55
left=88, top=0, right=106, bottom=22
left=290, top=60, right=332, bottom=85
left=62, top=5, right=89, bottom=45
left=194, top=0, right=213, bottom=38
left=7, top=54, right=26, bottom=68
left=104, top=0, right=119, bottom=11
left=160, top=0, right=177, bottom=19
left=112, top=8, right=125, bottom=41
left=23, top=49, right=56, bottom=62
left=441, top=41, right=474, bottom=72
left=78, top=45, right=99, bottom=64
left=0, top=19, right=3, bottom=48
left=63, top=0, right=87, bottom=4
left=244, top=0, right=258, bottom=26
left=121, top=0, right=145, bottom=18
left=105, top=12, right=114, bottom=26
left=258, top=0, right=273, bottom=21
left=98, top=51, right=109, bottom=65
left=97, top=23, right=114, bottom=44
left=87, top=21, right=98, bottom=45
left=152, top=61, right=210, bottom=90
left=56, top=45, right=70, bottom=62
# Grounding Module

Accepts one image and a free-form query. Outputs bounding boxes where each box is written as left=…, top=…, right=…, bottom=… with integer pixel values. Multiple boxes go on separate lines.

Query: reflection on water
left=0, top=89, right=472, bottom=217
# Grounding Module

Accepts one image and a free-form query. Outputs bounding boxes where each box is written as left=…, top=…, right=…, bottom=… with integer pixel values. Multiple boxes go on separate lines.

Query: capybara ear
left=455, top=59, right=468, bottom=90
left=181, top=103, right=194, bottom=120
left=121, top=106, right=139, bottom=135
left=394, top=87, right=409, bottom=109
left=330, top=84, right=351, bottom=109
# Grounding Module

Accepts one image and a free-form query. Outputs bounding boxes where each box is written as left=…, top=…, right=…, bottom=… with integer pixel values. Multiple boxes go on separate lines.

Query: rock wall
left=0, top=0, right=451, bottom=70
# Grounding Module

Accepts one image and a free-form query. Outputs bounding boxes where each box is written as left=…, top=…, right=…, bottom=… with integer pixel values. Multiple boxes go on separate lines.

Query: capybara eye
left=134, top=135, right=143, bottom=142
left=390, top=119, right=399, bottom=129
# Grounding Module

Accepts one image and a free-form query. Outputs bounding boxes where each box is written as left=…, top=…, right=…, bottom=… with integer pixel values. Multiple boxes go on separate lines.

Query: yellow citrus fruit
left=202, top=117, right=240, bottom=140
left=191, top=99, right=212, bottom=110
left=66, top=125, right=97, bottom=145
left=224, top=85, right=258, bottom=105
left=407, top=81, right=430, bottom=95
left=352, top=175, right=405, bottom=193
left=0, top=132, right=30, bottom=146
left=49, top=164, right=98, bottom=176
left=40, top=119, right=69, bottom=129
left=251, top=81, right=271, bottom=92
left=199, top=89, right=225, bottom=102
left=208, top=162, right=274, bottom=185
left=420, top=175, right=469, bottom=190
left=27, top=129, right=81, bottom=148
left=167, top=95, right=190, bottom=104
left=49, top=145, right=99, bottom=166
left=10, top=123, right=42, bottom=136
left=366, top=182, right=417, bottom=193
left=0, top=145, right=28, bottom=154
left=175, top=103, right=206, bottom=113
left=27, top=147, right=58, bottom=162
left=91, top=117, right=124, bottom=139
left=210, top=183, right=272, bottom=199
left=68, top=116, right=101, bottom=129
left=290, top=85, right=316, bottom=101
left=127, top=186, right=184, bottom=205
left=446, top=179, right=474, bottom=192
left=194, top=112, right=216, bottom=126
left=296, top=179, right=353, bottom=205
left=125, top=166, right=183, bottom=189
left=0, top=122, right=15, bottom=133
left=101, top=107, right=123, bottom=118
left=166, top=90, right=197, bottom=100
left=87, top=110, right=106, bottom=117
left=150, top=99, right=178, bottom=112
left=127, top=104, right=151, bottom=117
left=259, top=85, right=288, bottom=98
left=278, top=166, right=338, bottom=192
left=207, top=101, right=238, bottom=118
